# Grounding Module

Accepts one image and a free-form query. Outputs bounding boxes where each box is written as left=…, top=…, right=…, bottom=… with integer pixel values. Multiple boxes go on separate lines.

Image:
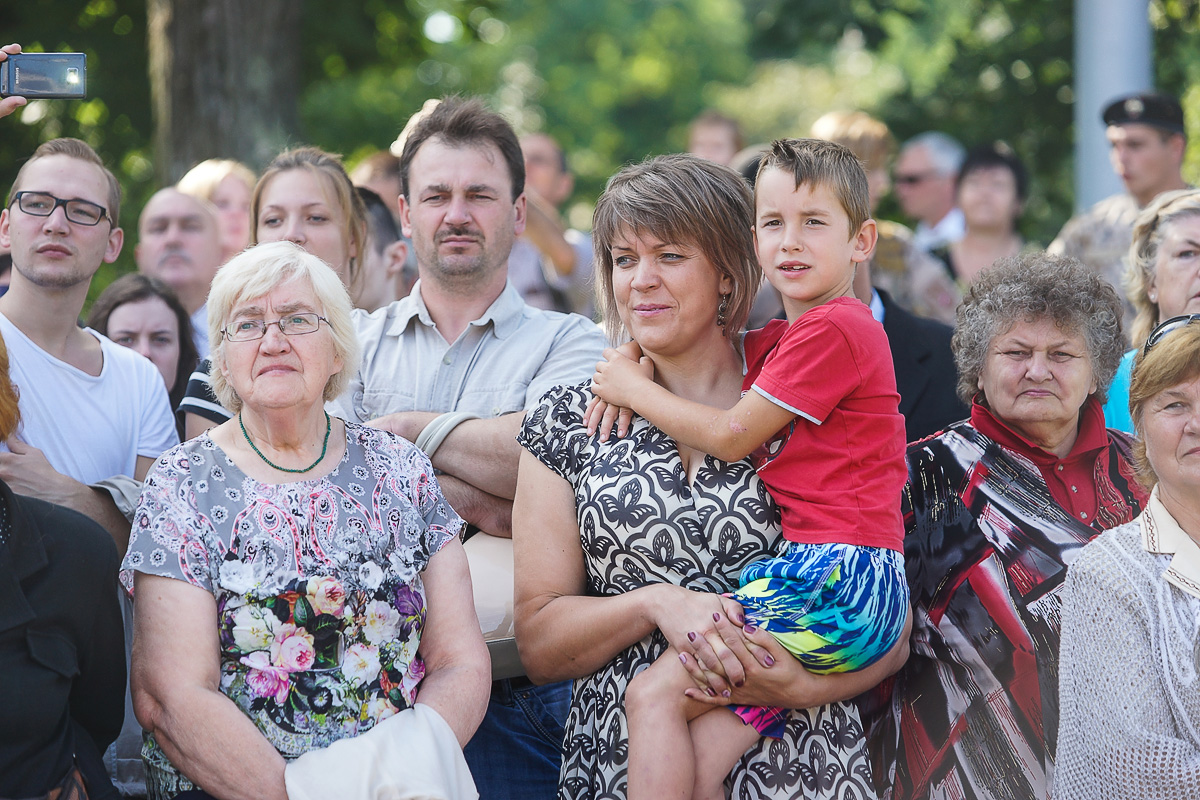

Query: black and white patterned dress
left=518, top=384, right=877, bottom=800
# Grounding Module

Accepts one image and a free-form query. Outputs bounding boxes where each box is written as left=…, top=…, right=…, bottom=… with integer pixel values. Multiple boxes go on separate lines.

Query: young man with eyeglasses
left=0, top=138, right=178, bottom=546
left=0, top=138, right=179, bottom=797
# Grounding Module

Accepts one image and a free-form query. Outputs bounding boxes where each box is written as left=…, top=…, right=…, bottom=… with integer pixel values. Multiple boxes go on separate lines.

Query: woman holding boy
left=589, top=139, right=910, bottom=799
left=514, top=148, right=908, bottom=800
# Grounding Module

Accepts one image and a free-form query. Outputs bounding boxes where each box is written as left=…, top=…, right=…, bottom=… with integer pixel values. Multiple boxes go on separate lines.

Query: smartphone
left=0, top=52, right=87, bottom=99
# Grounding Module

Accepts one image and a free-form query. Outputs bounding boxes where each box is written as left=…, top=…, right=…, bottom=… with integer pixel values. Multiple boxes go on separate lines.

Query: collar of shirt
left=869, top=288, right=885, bottom=325
left=1140, top=485, right=1200, bottom=600
left=913, top=207, right=965, bottom=250
left=971, top=396, right=1111, bottom=522
left=385, top=280, right=529, bottom=341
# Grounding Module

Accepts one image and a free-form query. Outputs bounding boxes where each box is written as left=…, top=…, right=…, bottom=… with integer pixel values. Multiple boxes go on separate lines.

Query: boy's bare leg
left=627, top=647, right=727, bottom=800
left=689, top=705, right=760, bottom=800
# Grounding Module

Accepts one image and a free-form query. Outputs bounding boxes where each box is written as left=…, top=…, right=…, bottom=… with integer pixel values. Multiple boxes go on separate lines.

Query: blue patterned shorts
left=729, top=541, right=909, bottom=736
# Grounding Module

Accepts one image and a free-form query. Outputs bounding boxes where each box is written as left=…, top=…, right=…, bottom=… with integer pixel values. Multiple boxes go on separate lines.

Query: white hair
left=207, top=241, right=360, bottom=413
left=903, top=131, right=966, bottom=177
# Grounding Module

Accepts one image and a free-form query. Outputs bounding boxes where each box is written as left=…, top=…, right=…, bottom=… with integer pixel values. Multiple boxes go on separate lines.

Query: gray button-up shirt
left=328, top=280, right=605, bottom=422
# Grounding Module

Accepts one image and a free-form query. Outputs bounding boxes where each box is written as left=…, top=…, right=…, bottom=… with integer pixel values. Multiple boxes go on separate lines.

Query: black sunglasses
left=1143, top=314, right=1200, bottom=356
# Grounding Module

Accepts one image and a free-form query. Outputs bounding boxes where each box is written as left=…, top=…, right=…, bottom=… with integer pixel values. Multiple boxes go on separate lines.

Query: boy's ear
left=851, top=219, right=878, bottom=264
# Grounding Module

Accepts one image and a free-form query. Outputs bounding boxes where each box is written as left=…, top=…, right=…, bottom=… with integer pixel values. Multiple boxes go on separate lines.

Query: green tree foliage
left=734, top=0, right=1075, bottom=244
left=4, top=0, right=152, bottom=295
left=4, top=0, right=1198, bottom=304
left=1152, top=0, right=1200, bottom=183
left=302, top=0, right=750, bottom=225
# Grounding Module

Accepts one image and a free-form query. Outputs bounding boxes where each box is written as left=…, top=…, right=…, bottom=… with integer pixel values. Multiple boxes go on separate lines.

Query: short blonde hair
left=810, top=111, right=895, bottom=173
left=177, top=158, right=256, bottom=204
left=1128, top=322, right=1200, bottom=488
left=9, top=138, right=122, bottom=224
left=1126, top=189, right=1200, bottom=348
left=208, top=241, right=360, bottom=413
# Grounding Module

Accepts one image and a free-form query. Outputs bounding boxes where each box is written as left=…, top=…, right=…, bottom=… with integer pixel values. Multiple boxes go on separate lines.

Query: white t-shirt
left=0, top=312, right=180, bottom=484
left=190, top=302, right=210, bottom=359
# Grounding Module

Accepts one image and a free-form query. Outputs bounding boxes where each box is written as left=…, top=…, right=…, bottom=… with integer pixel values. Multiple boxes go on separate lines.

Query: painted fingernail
left=764, top=655, right=775, bottom=666
left=744, top=623, right=757, bottom=634
left=706, top=688, right=716, bottom=697
left=734, top=679, right=745, bottom=688
left=687, top=631, right=696, bottom=642
left=679, top=653, right=688, bottom=664
left=722, top=690, right=731, bottom=698
left=737, top=613, right=745, bottom=624
left=713, top=613, right=721, bottom=622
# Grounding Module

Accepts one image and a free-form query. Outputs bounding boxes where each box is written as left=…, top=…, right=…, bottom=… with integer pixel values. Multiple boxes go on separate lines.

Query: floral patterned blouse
left=121, top=422, right=461, bottom=792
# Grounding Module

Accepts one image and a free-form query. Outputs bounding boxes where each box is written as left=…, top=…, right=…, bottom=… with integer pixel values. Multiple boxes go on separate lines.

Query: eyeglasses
left=892, top=171, right=939, bottom=187
left=1143, top=314, right=1200, bottom=356
left=10, top=191, right=110, bottom=226
left=223, top=313, right=328, bottom=342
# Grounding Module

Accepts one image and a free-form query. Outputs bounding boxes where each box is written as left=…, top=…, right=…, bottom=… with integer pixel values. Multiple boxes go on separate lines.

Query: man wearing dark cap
left=1050, top=92, right=1188, bottom=317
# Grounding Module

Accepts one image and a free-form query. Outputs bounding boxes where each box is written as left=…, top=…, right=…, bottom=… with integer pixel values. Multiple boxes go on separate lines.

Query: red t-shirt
left=743, top=297, right=906, bottom=551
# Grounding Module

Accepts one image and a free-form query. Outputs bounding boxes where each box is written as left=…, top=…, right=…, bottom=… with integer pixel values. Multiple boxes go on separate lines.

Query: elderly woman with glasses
left=1103, top=189, right=1200, bottom=434
left=866, top=252, right=1149, bottom=800
left=123, top=241, right=489, bottom=800
left=1055, top=315, right=1200, bottom=798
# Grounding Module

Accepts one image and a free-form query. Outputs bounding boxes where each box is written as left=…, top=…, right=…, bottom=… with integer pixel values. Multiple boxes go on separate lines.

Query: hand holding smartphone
left=0, top=49, right=86, bottom=101
left=0, top=44, right=27, bottom=119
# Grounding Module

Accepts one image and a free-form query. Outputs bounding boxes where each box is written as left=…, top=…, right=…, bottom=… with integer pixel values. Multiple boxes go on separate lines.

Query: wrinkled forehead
left=228, top=275, right=320, bottom=318
left=990, top=315, right=1088, bottom=349
left=140, top=189, right=216, bottom=229
left=409, top=137, right=514, bottom=195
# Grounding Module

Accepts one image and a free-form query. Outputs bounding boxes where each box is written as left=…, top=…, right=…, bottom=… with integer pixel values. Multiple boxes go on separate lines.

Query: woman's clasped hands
left=648, top=584, right=781, bottom=702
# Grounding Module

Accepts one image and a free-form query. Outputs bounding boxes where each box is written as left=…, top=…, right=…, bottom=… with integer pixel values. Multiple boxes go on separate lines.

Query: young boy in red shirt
left=591, top=138, right=909, bottom=800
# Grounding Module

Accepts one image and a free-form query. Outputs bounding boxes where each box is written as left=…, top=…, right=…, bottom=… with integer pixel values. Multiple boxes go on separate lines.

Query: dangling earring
left=716, top=293, right=730, bottom=329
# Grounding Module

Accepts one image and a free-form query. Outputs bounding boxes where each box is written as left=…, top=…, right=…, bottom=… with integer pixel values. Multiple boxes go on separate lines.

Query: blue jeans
left=463, top=677, right=571, bottom=800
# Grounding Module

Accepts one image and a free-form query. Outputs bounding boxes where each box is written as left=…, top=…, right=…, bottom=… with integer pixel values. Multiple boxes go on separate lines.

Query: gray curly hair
left=952, top=251, right=1126, bottom=406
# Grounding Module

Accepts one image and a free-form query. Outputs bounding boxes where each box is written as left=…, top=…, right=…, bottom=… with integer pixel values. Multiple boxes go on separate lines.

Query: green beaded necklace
left=239, top=411, right=331, bottom=474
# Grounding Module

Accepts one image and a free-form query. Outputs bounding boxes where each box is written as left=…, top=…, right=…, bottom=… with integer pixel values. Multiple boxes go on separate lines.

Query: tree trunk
left=148, top=0, right=302, bottom=184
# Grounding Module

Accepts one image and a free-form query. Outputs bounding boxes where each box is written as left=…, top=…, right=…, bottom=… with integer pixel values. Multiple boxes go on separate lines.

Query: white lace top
left=1054, top=486, right=1200, bottom=798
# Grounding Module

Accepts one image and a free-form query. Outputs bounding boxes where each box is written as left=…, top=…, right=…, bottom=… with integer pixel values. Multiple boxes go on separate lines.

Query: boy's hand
left=585, top=341, right=646, bottom=440
left=590, top=348, right=653, bottom=415
left=584, top=394, right=635, bottom=441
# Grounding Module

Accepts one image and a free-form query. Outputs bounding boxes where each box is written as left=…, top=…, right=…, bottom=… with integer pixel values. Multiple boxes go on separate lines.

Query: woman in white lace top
left=1055, top=316, right=1200, bottom=799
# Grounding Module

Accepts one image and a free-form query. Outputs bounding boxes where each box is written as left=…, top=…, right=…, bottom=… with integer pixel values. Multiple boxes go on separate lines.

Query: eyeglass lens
left=226, top=314, right=322, bottom=341
left=15, top=192, right=106, bottom=226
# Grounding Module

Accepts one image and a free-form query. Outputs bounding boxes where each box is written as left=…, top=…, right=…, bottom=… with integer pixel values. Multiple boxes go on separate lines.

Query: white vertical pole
left=1073, top=0, right=1153, bottom=211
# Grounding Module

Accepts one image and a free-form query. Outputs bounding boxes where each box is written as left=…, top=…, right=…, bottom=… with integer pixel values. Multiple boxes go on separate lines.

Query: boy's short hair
left=756, top=138, right=870, bottom=234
